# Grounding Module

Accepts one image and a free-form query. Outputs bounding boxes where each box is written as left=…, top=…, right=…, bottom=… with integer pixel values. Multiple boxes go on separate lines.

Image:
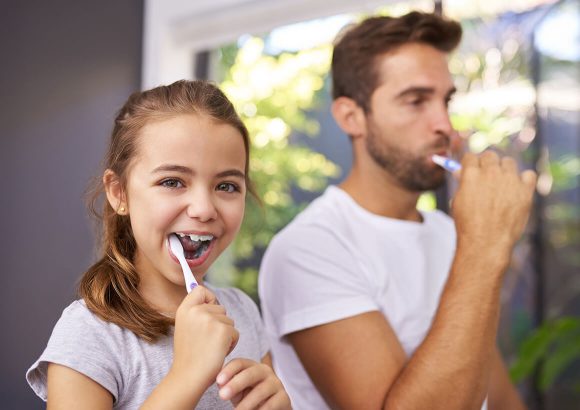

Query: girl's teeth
left=175, top=233, right=213, bottom=242
left=188, top=233, right=213, bottom=242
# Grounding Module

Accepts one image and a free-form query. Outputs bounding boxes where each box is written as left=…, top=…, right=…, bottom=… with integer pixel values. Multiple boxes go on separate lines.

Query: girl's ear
left=103, top=169, right=127, bottom=215
left=330, top=97, right=367, bottom=140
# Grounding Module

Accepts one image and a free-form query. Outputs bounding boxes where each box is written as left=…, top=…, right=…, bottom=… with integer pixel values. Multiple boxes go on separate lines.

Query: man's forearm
left=383, top=244, right=509, bottom=410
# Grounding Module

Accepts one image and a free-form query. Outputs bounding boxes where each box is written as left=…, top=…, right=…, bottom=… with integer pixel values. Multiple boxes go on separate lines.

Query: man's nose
left=432, top=103, right=454, bottom=138
left=186, top=190, right=218, bottom=222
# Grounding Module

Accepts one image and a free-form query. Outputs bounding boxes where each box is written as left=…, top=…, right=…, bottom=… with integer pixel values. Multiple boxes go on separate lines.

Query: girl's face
left=123, top=114, right=246, bottom=295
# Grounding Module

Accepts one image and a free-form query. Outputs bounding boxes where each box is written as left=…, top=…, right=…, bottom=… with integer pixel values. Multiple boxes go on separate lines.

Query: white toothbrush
left=432, top=154, right=462, bottom=172
left=169, top=234, right=198, bottom=292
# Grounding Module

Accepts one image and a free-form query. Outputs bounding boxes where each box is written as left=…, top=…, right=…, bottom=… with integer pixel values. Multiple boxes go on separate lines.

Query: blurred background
left=1, top=0, right=578, bottom=408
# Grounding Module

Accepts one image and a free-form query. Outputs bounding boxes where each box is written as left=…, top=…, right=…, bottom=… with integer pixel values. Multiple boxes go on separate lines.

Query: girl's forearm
left=140, top=368, right=208, bottom=410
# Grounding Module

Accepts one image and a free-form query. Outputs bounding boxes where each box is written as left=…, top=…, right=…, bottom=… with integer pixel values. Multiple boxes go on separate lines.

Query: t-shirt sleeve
left=259, top=222, right=380, bottom=337
left=26, top=301, right=122, bottom=402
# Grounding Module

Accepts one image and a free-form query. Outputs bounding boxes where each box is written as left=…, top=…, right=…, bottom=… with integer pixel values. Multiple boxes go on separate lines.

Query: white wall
left=143, top=0, right=395, bottom=88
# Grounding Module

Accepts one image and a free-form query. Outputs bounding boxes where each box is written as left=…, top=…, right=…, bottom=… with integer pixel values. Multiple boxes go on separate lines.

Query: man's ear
left=331, top=97, right=367, bottom=140
left=103, top=169, right=127, bottom=215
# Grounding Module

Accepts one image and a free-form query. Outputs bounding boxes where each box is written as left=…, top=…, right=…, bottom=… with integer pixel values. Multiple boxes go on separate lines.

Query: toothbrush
left=432, top=154, right=462, bottom=172
left=169, top=234, right=198, bottom=292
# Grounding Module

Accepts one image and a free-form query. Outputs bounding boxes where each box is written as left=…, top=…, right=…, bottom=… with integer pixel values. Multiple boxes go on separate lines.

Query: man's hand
left=452, top=151, right=536, bottom=266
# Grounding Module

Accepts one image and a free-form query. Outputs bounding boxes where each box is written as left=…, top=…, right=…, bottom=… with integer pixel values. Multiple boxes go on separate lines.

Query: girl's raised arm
left=141, top=286, right=239, bottom=409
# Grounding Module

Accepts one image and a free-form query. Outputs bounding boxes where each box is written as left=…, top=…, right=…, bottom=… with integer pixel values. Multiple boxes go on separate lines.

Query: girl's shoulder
left=27, top=299, right=172, bottom=404
left=56, top=299, right=122, bottom=335
left=60, top=299, right=97, bottom=320
left=42, top=299, right=152, bottom=362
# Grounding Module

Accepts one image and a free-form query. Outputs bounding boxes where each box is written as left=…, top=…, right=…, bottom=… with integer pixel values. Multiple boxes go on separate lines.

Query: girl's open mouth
left=170, top=232, right=215, bottom=266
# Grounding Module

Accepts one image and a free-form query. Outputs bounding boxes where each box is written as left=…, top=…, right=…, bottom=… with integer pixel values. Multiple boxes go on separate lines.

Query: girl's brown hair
left=332, top=11, right=462, bottom=113
left=80, top=80, right=254, bottom=342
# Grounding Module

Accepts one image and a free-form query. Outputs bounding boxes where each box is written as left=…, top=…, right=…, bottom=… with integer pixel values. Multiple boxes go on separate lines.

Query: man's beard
left=365, top=124, right=447, bottom=192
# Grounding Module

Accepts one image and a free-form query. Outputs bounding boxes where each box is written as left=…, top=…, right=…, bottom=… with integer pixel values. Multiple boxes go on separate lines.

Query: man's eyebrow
left=395, top=86, right=457, bottom=99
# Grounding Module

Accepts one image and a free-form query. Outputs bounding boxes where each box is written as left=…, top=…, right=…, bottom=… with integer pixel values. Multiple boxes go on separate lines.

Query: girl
left=27, top=80, right=291, bottom=409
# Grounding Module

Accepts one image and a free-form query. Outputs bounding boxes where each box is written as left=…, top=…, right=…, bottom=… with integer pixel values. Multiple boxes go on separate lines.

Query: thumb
left=181, top=285, right=217, bottom=307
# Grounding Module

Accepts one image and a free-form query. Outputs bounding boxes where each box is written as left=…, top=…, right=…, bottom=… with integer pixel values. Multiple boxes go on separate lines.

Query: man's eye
left=160, top=179, right=183, bottom=189
left=410, top=98, right=424, bottom=106
left=217, top=182, right=238, bottom=193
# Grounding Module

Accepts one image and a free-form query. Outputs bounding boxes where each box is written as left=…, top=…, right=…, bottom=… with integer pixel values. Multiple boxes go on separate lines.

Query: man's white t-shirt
left=259, top=186, right=484, bottom=409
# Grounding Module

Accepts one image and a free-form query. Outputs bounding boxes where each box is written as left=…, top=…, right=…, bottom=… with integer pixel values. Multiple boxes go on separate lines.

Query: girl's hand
left=217, top=358, right=291, bottom=409
left=171, top=286, right=239, bottom=390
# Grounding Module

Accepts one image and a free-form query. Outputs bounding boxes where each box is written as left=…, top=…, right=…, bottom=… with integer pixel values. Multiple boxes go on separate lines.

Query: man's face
left=364, top=43, right=456, bottom=192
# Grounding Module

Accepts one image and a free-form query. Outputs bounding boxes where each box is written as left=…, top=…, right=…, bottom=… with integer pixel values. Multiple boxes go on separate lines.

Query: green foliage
left=510, top=317, right=580, bottom=390
left=211, top=37, right=339, bottom=296
left=550, top=155, right=580, bottom=191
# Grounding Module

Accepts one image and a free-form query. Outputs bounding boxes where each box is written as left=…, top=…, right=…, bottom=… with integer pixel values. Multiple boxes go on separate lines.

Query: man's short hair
left=331, top=11, right=462, bottom=112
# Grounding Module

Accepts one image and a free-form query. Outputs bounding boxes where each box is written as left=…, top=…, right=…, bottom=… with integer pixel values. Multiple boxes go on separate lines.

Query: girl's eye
left=217, top=182, right=238, bottom=193
left=160, top=178, right=183, bottom=189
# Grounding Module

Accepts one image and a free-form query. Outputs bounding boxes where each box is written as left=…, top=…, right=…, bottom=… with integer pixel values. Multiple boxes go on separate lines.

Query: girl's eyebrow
left=152, top=164, right=245, bottom=179
left=152, top=164, right=192, bottom=174
left=216, top=169, right=245, bottom=179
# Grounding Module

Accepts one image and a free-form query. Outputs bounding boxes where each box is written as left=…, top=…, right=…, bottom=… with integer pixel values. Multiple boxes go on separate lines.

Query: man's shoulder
left=277, top=186, right=349, bottom=236
left=261, top=187, right=354, bottom=274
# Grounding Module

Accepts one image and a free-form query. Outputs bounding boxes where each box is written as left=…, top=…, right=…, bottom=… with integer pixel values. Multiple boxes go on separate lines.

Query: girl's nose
left=186, top=191, right=218, bottom=222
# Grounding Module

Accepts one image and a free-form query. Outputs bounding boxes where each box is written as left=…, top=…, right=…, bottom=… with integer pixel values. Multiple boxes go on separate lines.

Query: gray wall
left=0, top=1, right=143, bottom=407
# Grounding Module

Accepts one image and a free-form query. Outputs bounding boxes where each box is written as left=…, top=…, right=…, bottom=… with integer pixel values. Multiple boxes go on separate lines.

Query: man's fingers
left=461, top=152, right=479, bottom=168
left=501, top=157, right=518, bottom=173
left=521, top=169, right=538, bottom=191
left=480, top=150, right=500, bottom=168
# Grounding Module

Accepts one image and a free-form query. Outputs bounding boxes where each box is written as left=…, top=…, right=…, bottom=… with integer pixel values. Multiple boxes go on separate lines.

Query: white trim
left=143, top=0, right=395, bottom=89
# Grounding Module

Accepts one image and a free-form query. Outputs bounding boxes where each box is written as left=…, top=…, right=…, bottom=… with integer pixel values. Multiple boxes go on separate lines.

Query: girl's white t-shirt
left=26, top=286, right=269, bottom=409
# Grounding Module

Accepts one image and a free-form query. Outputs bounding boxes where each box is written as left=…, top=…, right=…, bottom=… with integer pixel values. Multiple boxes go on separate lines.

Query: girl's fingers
left=218, top=360, right=291, bottom=409
left=230, top=380, right=276, bottom=410
left=257, top=390, right=292, bottom=410
left=217, top=359, right=254, bottom=386
left=218, top=362, right=267, bottom=400
left=181, top=285, right=218, bottom=307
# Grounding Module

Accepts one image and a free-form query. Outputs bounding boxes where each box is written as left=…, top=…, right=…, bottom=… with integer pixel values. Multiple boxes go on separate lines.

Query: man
left=258, top=12, right=535, bottom=410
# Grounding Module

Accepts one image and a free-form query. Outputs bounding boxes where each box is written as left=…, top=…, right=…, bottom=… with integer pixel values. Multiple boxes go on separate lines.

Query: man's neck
left=339, top=166, right=423, bottom=222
